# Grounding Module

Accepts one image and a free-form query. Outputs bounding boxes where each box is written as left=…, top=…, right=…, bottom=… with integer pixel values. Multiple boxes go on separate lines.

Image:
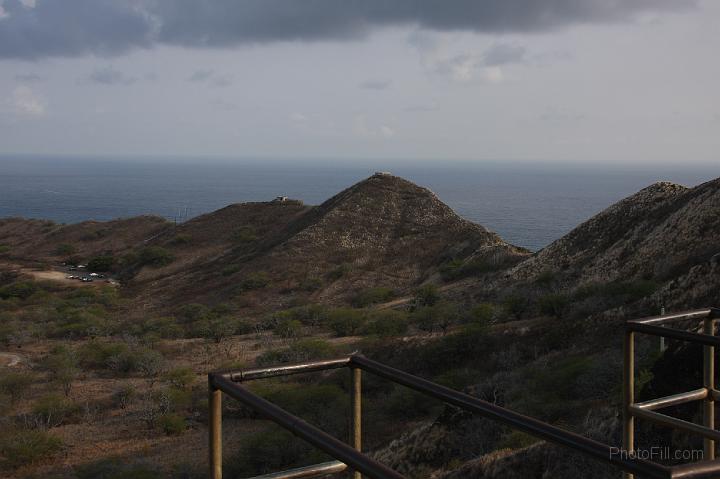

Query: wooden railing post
left=704, top=318, right=715, bottom=460
left=209, top=378, right=222, bottom=479
left=351, top=367, right=362, bottom=479
left=623, top=330, right=635, bottom=479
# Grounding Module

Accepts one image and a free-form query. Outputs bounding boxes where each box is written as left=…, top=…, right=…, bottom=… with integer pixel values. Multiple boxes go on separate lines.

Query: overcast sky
left=0, top=0, right=718, bottom=164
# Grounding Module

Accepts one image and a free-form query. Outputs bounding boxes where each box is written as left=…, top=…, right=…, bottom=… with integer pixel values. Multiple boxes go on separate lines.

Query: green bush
left=232, top=226, right=257, bottom=243
left=257, top=339, right=336, bottom=365
left=362, top=310, right=408, bottom=337
left=440, top=258, right=503, bottom=280
left=385, top=385, right=439, bottom=419
left=0, top=429, right=63, bottom=469
left=32, top=394, right=82, bottom=427
left=351, top=287, right=394, bottom=307
left=113, top=384, right=137, bottom=409
left=538, top=293, right=569, bottom=318
left=502, top=294, right=529, bottom=320
left=158, top=413, right=187, bottom=435
left=138, top=247, right=175, bottom=267
left=221, top=264, right=242, bottom=276
left=170, top=234, right=192, bottom=245
left=326, top=263, right=352, bottom=281
left=74, top=458, right=162, bottom=479
left=239, top=272, right=270, bottom=292
left=0, top=371, right=34, bottom=404
left=163, top=367, right=196, bottom=390
left=469, top=303, right=495, bottom=325
left=54, top=243, right=77, bottom=256
left=87, top=255, right=115, bottom=272
left=410, top=302, right=459, bottom=334
left=0, top=281, right=38, bottom=300
left=415, top=284, right=440, bottom=307
left=264, top=383, right=346, bottom=431
left=325, top=308, right=366, bottom=336
left=0, top=244, right=9, bottom=254
left=226, top=429, right=326, bottom=477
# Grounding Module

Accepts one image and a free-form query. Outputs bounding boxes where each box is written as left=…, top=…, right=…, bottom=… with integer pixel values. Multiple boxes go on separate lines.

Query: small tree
left=44, top=346, right=79, bottom=396
left=415, top=284, right=440, bottom=307
left=503, top=294, right=529, bottom=320
left=0, top=371, right=34, bottom=404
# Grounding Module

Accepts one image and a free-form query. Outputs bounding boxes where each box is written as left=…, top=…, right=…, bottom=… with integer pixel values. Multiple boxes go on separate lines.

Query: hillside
left=128, top=173, right=527, bottom=311
left=1, top=173, right=720, bottom=479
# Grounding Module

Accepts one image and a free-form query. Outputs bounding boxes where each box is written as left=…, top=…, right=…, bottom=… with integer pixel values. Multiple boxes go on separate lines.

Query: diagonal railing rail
left=208, top=307, right=720, bottom=479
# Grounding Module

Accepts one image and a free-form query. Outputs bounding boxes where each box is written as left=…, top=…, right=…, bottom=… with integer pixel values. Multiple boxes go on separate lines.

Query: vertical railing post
left=623, top=329, right=635, bottom=479
left=704, top=318, right=715, bottom=460
left=351, top=367, right=362, bottom=479
left=209, top=377, right=223, bottom=479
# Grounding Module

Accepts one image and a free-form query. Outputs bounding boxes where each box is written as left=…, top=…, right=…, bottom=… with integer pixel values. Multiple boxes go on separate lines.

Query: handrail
left=208, top=307, right=720, bottom=479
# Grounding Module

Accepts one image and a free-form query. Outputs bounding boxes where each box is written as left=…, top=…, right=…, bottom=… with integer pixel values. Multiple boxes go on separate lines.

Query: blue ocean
left=0, top=155, right=716, bottom=252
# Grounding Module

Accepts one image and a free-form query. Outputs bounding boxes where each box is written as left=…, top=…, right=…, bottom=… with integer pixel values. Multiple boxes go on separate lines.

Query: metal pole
left=623, top=330, right=635, bottom=479
left=351, top=367, right=362, bottom=479
left=704, top=318, right=715, bottom=460
left=210, top=381, right=222, bottom=479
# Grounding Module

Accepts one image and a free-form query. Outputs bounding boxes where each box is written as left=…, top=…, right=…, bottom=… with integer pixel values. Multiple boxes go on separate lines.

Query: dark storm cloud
left=0, top=0, right=696, bottom=59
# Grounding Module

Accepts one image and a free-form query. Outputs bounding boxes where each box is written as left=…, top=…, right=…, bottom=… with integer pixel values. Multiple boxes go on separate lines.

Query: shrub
left=163, top=367, right=196, bottom=390
left=43, top=345, right=79, bottom=396
left=87, top=255, right=115, bottom=272
left=138, top=247, right=174, bottom=267
left=113, top=384, right=137, bottom=409
left=326, top=263, right=351, bottom=281
left=170, top=234, right=192, bottom=245
left=158, top=413, right=187, bottom=435
left=0, top=429, right=63, bottom=469
left=351, top=287, right=394, bottom=308
left=440, top=258, right=503, bottom=280
left=503, top=294, right=529, bottom=320
left=74, top=458, right=162, bottom=479
left=0, top=371, right=34, bottom=404
left=385, top=385, right=439, bottom=419
left=414, top=284, right=440, bottom=307
left=273, top=319, right=303, bottom=339
left=469, top=303, right=494, bottom=325
left=239, top=272, right=270, bottom=292
left=232, top=226, right=257, bottom=243
left=222, top=264, right=241, bottom=276
left=261, top=384, right=346, bottom=432
left=0, top=244, right=9, bottom=254
left=325, top=308, right=365, bottom=336
left=362, top=310, right=409, bottom=337
left=257, top=339, right=336, bottom=365
left=410, top=302, right=459, bottom=334
left=0, top=281, right=38, bottom=300
left=55, top=243, right=77, bottom=256
left=226, top=429, right=325, bottom=477
left=31, top=394, right=82, bottom=428
left=538, top=293, right=569, bottom=318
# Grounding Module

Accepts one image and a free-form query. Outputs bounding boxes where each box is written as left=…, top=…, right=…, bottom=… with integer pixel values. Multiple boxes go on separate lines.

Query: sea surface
left=0, top=155, right=716, bottom=252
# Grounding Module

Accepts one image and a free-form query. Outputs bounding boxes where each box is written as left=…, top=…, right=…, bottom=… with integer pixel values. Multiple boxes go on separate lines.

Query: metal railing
left=208, top=308, right=720, bottom=479
left=624, top=307, right=720, bottom=479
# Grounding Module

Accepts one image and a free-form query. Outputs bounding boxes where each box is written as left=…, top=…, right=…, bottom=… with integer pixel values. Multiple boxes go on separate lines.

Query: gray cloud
left=0, top=0, right=695, bottom=59
left=14, top=72, right=44, bottom=82
left=186, top=69, right=233, bottom=87
left=188, top=70, right=214, bottom=82
left=86, top=66, right=136, bottom=85
left=483, top=43, right=526, bottom=66
left=360, top=79, right=392, bottom=90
